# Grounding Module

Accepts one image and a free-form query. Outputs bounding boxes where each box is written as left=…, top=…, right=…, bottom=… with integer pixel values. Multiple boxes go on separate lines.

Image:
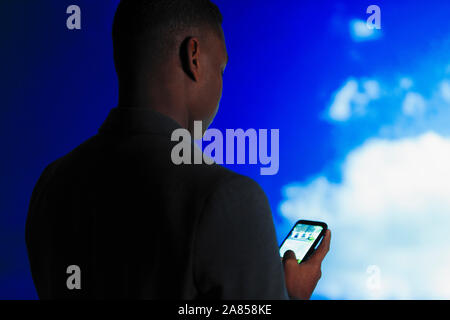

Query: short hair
left=112, top=0, right=223, bottom=76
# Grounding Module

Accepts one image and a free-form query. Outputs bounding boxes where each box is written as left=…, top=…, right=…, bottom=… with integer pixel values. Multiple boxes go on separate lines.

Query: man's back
left=25, top=107, right=288, bottom=299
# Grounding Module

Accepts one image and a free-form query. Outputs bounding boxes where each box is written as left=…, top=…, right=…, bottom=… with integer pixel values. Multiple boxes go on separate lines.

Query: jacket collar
left=98, top=107, right=183, bottom=137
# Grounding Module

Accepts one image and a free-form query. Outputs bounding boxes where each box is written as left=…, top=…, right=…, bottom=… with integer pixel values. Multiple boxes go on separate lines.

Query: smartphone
left=279, top=220, right=327, bottom=264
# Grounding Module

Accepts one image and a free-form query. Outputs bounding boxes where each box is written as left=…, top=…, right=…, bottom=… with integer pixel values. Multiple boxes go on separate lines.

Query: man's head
left=113, top=0, right=228, bottom=132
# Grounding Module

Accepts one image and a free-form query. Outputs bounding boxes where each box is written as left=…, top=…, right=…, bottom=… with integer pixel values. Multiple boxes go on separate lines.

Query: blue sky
left=270, top=1, right=450, bottom=299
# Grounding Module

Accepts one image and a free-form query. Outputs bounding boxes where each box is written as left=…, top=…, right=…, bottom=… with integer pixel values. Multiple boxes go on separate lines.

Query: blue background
left=2, top=0, right=450, bottom=299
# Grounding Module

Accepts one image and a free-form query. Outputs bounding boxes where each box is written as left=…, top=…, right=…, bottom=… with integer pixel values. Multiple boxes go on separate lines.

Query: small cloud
left=400, top=77, right=413, bottom=90
left=327, top=78, right=380, bottom=122
left=402, top=92, right=426, bottom=117
left=349, top=19, right=382, bottom=42
left=439, top=80, right=450, bottom=103
left=363, top=80, right=380, bottom=99
left=328, top=79, right=358, bottom=121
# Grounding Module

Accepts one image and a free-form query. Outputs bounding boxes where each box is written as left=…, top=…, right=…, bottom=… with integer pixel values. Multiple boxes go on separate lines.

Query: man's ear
left=180, top=37, right=201, bottom=82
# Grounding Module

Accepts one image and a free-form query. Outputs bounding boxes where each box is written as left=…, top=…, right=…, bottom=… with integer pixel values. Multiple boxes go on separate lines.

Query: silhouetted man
left=26, top=0, right=330, bottom=299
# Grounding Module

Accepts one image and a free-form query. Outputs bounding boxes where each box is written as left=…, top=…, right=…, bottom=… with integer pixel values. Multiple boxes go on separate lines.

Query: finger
left=282, top=250, right=297, bottom=265
left=309, top=229, right=331, bottom=263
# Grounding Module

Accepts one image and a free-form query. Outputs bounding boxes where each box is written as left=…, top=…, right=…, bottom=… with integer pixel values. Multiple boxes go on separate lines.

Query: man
left=26, top=0, right=330, bottom=299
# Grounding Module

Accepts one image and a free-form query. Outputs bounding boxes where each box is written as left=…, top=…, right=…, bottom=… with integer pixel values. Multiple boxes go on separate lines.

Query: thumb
left=282, top=250, right=297, bottom=265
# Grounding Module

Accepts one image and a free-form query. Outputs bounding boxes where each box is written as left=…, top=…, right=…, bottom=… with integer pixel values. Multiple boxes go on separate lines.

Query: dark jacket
left=25, top=107, right=288, bottom=299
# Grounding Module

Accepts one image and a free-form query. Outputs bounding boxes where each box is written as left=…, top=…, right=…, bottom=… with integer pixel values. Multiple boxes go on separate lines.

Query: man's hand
left=282, top=229, right=331, bottom=300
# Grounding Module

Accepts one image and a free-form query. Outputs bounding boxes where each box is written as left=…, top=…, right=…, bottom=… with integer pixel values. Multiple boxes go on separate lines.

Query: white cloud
left=402, top=92, right=426, bottom=117
left=328, top=80, right=357, bottom=121
left=280, top=132, right=450, bottom=299
left=400, top=77, right=413, bottom=90
left=440, top=80, right=450, bottom=103
left=349, top=19, right=382, bottom=42
left=328, top=78, right=380, bottom=122
left=363, top=80, right=380, bottom=99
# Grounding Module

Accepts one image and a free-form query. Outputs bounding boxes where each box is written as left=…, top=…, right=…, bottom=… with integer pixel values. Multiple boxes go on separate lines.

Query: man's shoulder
left=202, top=167, right=269, bottom=210
left=168, top=157, right=263, bottom=199
left=37, top=133, right=266, bottom=200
